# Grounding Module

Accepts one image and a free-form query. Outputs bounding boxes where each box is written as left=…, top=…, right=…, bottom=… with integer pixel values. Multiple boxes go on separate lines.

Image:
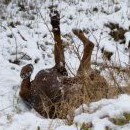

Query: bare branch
left=92, top=62, right=130, bottom=73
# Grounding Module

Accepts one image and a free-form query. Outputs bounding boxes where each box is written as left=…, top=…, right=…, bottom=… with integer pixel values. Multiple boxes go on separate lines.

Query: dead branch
left=18, top=31, right=27, bottom=41
left=92, top=62, right=130, bottom=73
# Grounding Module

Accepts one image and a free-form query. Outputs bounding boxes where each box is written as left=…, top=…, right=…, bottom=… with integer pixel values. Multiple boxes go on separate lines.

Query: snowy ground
left=0, top=0, right=130, bottom=130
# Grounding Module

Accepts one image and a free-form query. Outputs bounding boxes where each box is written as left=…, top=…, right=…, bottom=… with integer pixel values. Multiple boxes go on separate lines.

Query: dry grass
left=47, top=67, right=130, bottom=121
left=40, top=70, right=107, bottom=120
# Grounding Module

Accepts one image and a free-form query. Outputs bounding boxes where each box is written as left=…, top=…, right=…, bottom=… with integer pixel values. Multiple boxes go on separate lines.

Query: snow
left=57, top=95, right=130, bottom=130
left=0, top=0, right=130, bottom=130
left=124, top=31, right=130, bottom=50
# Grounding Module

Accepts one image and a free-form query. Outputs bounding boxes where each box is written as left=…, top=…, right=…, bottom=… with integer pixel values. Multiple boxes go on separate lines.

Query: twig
left=92, top=61, right=130, bottom=73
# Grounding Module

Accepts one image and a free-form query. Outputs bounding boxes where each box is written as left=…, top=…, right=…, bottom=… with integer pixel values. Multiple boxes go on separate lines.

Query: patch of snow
left=0, top=0, right=130, bottom=129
